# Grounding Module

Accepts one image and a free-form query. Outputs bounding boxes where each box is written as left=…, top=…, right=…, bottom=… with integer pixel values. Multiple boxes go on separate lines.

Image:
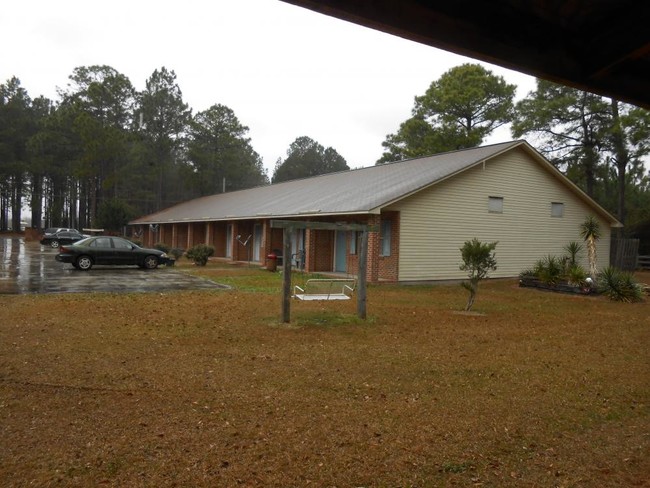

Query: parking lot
left=0, top=237, right=227, bottom=294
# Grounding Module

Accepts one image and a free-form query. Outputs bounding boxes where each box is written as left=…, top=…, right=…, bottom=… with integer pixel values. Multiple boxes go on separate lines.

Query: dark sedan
left=56, top=236, right=174, bottom=270
left=40, top=230, right=87, bottom=248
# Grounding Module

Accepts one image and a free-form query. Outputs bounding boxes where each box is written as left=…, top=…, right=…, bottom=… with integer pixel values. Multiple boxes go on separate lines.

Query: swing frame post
left=357, top=230, right=369, bottom=320
left=271, top=220, right=377, bottom=323
left=281, top=227, right=292, bottom=323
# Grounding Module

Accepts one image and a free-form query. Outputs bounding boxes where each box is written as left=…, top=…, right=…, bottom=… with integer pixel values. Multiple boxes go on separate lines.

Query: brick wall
left=312, top=229, right=334, bottom=271
left=378, top=211, right=400, bottom=282
left=211, top=222, right=227, bottom=257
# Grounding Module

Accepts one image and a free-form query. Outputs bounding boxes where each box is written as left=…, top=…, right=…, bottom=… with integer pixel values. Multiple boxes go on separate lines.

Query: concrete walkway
left=0, top=237, right=228, bottom=295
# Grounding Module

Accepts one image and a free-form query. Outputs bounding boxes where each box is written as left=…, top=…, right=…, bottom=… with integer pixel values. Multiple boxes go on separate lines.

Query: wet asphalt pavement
left=0, top=237, right=228, bottom=295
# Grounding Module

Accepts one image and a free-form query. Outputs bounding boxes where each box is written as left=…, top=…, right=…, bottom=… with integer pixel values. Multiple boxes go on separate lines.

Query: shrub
left=170, top=248, right=184, bottom=260
left=154, top=242, right=170, bottom=253
left=536, top=255, right=563, bottom=285
left=597, top=266, right=643, bottom=302
left=567, top=265, right=589, bottom=287
left=459, top=238, right=498, bottom=311
left=519, top=268, right=536, bottom=278
left=564, top=241, right=584, bottom=267
left=186, top=244, right=215, bottom=266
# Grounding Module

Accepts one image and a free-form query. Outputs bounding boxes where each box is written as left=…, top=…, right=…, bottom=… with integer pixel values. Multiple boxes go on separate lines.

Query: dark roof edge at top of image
left=280, top=0, right=650, bottom=109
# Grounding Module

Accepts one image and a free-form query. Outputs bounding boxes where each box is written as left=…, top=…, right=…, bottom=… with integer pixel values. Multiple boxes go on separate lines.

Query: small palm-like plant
left=537, top=255, right=563, bottom=285
left=567, top=264, right=589, bottom=288
left=580, top=216, right=601, bottom=279
left=564, top=241, right=584, bottom=267
left=459, top=238, right=498, bottom=311
left=597, top=266, right=643, bottom=302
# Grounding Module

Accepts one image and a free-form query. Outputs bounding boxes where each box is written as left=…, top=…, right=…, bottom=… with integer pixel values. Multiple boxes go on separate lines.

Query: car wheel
left=76, top=255, right=93, bottom=271
left=143, top=255, right=159, bottom=269
left=50, top=240, right=60, bottom=248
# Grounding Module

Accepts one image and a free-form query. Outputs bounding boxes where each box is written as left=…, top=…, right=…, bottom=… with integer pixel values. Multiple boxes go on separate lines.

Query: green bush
left=567, top=264, right=589, bottom=287
left=597, top=266, right=644, bottom=302
left=563, top=241, right=584, bottom=267
left=535, top=255, right=563, bottom=285
left=170, top=248, right=184, bottom=260
left=154, top=243, right=170, bottom=253
left=459, top=238, right=498, bottom=311
left=186, top=244, right=215, bottom=266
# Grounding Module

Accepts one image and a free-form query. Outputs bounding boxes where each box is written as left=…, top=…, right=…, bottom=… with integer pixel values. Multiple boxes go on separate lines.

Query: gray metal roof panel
left=130, top=141, right=522, bottom=224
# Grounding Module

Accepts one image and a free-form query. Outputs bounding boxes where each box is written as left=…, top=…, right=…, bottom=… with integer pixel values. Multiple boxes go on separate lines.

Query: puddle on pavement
left=0, top=237, right=227, bottom=294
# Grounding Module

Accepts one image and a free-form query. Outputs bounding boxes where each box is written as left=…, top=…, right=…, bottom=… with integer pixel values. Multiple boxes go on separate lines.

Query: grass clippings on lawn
left=1, top=263, right=649, bottom=487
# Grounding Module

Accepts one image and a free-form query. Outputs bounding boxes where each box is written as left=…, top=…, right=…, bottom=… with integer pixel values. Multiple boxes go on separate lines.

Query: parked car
left=43, top=227, right=73, bottom=235
left=40, top=230, right=87, bottom=248
left=56, top=236, right=174, bottom=270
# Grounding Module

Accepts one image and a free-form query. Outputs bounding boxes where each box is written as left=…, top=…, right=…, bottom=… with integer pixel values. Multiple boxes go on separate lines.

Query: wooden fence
left=610, top=238, right=639, bottom=271
left=638, top=255, right=650, bottom=270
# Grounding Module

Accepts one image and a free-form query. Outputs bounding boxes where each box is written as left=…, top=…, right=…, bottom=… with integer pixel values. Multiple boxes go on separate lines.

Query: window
left=488, top=196, right=504, bottom=213
left=112, top=238, right=132, bottom=249
left=380, top=221, right=392, bottom=256
left=90, top=237, right=112, bottom=248
left=349, top=231, right=363, bottom=255
left=551, top=202, right=564, bottom=217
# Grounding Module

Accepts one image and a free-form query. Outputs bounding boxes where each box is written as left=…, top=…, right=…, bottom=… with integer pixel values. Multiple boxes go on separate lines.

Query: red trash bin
left=266, top=253, right=277, bottom=272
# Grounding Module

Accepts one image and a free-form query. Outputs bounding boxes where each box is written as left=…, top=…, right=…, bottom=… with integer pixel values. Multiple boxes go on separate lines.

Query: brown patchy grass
left=1, top=263, right=649, bottom=487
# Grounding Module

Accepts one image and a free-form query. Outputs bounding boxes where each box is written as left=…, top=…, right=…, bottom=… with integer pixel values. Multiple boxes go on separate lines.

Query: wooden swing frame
left=270, top=220, right=377, bottom=323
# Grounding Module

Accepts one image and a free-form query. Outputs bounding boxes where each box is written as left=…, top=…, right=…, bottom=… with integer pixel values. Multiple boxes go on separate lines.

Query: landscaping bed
left=518, top=276, right=596, bottom=295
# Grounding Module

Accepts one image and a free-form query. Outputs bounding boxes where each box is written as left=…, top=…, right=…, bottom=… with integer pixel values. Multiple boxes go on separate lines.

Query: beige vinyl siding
left=387, top=147, right=612, bottom=281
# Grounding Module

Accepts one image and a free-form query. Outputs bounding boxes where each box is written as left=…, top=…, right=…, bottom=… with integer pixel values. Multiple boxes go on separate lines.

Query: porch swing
left=290, top=248, right=356, bottom=301
left=271, top=220, right=375, bottom=323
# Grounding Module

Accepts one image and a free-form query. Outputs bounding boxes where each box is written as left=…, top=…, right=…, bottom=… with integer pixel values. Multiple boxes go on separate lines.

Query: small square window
left=551, top=202, right=564, bottom=217
left=488, top=196, right=503, bottom=213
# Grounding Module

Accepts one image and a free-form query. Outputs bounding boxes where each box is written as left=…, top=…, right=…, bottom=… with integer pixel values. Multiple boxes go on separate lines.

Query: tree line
left=378, top=63, right=650, bottom=239
left=2, top=63, right=649, bottom=239
left=0, top=65, right=347, bottom=231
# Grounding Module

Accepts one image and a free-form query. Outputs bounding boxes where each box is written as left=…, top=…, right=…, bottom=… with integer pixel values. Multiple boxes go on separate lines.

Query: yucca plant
left=580, top=216, right=601, bottom=280
left=597, top=266, right=643, bottom=302
left=564, top=241, right=584, bottom=267
left=537, top=255, right=563, bottom=285
left=567, top=264, right=589, bottom=287
left=459, top=238, right=498, bottom=311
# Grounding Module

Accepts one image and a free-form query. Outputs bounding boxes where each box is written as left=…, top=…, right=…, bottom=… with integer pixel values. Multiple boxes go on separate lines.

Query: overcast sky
left=1, top=0, right=538, bottom=175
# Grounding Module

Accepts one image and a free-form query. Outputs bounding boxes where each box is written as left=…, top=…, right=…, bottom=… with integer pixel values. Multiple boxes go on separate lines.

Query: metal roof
left=131, top=141, right=523, bottom=224
left=129, top=140, right=619, bottom=226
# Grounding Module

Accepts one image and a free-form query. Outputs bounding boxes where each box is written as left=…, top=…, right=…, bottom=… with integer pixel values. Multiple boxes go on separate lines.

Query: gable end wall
left=387, top=147, right=612, bottom=281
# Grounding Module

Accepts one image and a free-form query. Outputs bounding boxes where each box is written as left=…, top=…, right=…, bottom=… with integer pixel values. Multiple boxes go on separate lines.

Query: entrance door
left=291, top=229, right=305, bottom=268
left=253, top=224, right=262, bottom=261
left=226, top=224, right=233, bottom=258
left=334, top=231, right=347, bottom=272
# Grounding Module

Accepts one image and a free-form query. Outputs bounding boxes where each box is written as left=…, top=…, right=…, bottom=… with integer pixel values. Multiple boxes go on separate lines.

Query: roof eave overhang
left=129, top=209, right=379, bottom=226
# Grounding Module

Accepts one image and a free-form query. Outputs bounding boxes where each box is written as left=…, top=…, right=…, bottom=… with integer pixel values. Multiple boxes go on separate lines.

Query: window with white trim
left=488, top=196, right=504, bottom=213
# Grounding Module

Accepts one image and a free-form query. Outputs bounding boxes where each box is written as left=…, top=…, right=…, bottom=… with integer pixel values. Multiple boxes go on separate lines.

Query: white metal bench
left=293, top=279, right=356, bottom=301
